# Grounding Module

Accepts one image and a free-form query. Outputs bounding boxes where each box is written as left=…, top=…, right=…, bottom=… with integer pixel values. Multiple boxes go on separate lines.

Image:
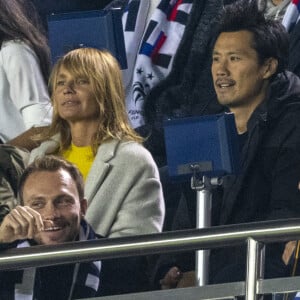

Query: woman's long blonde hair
left=39, top=48, right=143, bottom=154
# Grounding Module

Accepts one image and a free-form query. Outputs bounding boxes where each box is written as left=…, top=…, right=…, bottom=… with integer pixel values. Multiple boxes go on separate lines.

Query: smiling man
left=157, top=0, right=300, bottom=289
left=208, top=0, right=300, bottom=282
left=0, top=155, right=101, bottom=299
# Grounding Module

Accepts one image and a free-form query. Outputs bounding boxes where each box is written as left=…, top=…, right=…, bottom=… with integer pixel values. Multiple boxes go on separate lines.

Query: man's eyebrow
left=55, top=193, right=70, bottom=199
left=29, top=196, right=45, bottom=200
left=54, top=194, right=76, bottom=201
left=213, top=50, right=251, bottom=60
left=213, top=50, right=245, bottom=55
left=26, top=196, right=45, bottom=203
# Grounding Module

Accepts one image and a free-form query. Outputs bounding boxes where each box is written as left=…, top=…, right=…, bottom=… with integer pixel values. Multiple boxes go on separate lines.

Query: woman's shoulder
left=119, top=139, right=152, bottom=156
left=29, top=135, right=60, bottom=163
left=1, top=40, right=31, bottom=52
left=103, top=139, right=156, bottom=165
left=1, top=40, right=36, bottom=62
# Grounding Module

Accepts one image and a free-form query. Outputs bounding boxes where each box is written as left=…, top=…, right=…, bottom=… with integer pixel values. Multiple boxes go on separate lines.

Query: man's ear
left=80, top=198, right=88, bottom=218
left=262, top=57, right=278, bottom=79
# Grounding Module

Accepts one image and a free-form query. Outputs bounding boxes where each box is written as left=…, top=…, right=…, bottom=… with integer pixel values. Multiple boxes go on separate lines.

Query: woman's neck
left=69, top=122, right=98, bottom=147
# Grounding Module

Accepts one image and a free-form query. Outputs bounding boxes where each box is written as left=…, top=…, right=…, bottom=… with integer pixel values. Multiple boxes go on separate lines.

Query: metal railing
left=1, top=218, right=300, bottom=299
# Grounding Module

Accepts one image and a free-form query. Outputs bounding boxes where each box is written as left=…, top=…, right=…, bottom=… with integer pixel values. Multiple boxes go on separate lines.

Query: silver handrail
left=1, top=218, right=300, bottom=271
left=1, top=218, right=300, bottom=300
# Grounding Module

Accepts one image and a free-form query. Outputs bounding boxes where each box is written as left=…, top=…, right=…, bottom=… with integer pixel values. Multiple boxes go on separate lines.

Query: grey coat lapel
left=85, top=139, right=120, bottom=202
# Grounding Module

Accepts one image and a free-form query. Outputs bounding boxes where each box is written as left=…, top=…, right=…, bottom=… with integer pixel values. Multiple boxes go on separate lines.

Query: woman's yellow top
left=62, top=143, right=95, bottom=181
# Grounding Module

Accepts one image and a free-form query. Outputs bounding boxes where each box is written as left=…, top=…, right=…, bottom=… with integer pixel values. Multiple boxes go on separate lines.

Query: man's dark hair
left=215, top=0, right=289, bottom=76
left=18, top=155, right=84, bottom=204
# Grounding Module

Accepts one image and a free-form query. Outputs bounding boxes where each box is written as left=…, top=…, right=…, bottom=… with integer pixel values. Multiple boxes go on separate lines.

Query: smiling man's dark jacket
left=0, top=219, right=102, bottom=300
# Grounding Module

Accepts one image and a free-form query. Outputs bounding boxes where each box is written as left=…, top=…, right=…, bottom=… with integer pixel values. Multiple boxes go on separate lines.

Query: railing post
left=193, top=175, right=222, bottom=286
left=195, top=187, right=212, bottom=286
left=246, top=238, right=265, bottom=300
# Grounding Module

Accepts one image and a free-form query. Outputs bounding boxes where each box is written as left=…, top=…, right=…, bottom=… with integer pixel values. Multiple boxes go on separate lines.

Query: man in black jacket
left=157, top=0, right=300, bottom=289
left=0, top=156, right=101, bottom=299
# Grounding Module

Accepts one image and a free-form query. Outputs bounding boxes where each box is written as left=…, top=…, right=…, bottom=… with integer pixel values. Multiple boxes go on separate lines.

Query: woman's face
left=53, top=66, right=99, bottom=124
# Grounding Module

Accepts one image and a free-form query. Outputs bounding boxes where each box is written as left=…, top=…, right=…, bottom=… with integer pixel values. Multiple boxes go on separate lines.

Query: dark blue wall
left=32, top=0, right=112, bottom=30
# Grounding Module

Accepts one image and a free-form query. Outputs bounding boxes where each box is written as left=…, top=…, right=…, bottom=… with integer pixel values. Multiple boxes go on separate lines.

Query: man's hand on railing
left=159, top=266, right=183, bottom=289
left=0, top=206, right=44, bottom=243
left=159, top=267, right=196, bottom=289
left=282, top=241, right=297, bottom=265
left=176, top=271, right=196, bottom=288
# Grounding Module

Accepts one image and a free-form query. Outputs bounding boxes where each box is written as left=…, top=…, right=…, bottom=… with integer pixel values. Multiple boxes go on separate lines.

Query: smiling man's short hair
left=18, top=155, right=84, bottom=204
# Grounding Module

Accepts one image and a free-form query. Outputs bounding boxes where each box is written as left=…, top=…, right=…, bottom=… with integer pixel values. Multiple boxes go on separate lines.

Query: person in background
left=258, top=0, right=291, bottom=21
left=282, top=0, right=300, bottom=78
left=0, top=155, right=101, bottom=299
left=28, top=47, right=165, bottom=295
left=0, top=0, right=52, bottom=144
left=156, top=0, right=300, bottom=289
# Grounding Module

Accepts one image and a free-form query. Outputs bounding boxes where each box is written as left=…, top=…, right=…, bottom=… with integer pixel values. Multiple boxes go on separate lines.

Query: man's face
left=22, top=169, right=86, bottom=245
left=211, top=30, right=271, bottom=112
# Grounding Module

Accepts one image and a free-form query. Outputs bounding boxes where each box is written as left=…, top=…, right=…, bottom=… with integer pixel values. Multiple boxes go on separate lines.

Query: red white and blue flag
left=122, top=0, right=193, bottom=128
left=282, top=0, right=300, bottom=31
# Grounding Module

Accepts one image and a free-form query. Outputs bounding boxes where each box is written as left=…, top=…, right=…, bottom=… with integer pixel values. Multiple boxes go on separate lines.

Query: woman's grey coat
left=29, top=135, right=165, bottom=238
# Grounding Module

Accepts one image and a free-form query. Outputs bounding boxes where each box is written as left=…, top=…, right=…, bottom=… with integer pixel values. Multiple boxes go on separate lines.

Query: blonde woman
left=29, top=47, right=165, bottom=239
